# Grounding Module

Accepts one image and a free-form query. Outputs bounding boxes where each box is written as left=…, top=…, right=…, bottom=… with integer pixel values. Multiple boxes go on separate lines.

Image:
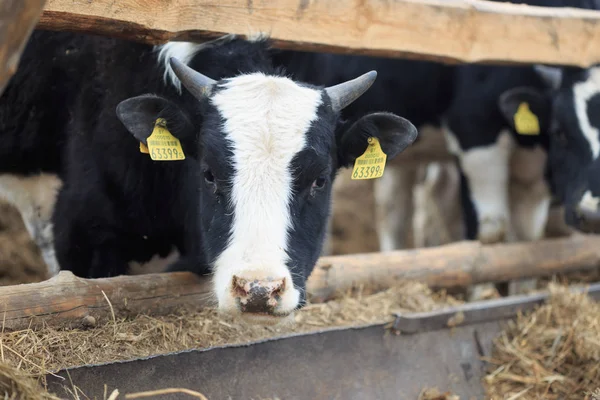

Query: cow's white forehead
left=210, top=72, right=323, bottom=312
left=573, top=67, right=600, bottom=159
left=211, top=73, right=324, bottom=174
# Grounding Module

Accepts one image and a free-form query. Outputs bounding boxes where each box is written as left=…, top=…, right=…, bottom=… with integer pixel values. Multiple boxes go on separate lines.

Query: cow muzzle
left=214, top=267, right=300, bottom=325
left=233, top=275, right=285, bottom=314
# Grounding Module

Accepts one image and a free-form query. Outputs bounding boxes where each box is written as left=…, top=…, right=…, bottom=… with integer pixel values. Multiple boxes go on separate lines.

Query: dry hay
left=0, top=281, right=460, bottom=383
left=0, top=361, right=60, bottom=400
left=484, top=283, right=600, bottom=399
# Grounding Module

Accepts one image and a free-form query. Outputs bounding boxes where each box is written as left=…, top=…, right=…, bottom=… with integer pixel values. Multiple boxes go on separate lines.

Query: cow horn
left=534, top=65, right=563, bottom=90
left=325, top=71, right=377, bottom=112
left=169, top=57, right=217, bottom=99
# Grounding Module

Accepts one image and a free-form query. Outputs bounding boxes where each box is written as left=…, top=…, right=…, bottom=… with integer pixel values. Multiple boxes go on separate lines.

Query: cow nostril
left=231, top=275, right=286, bottom=314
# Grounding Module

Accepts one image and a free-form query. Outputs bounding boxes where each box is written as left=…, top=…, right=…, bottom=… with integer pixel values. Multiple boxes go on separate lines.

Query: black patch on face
left=548, top=85, right=596, bottom=206
left=196, top=97, right=236, bottom=264
left=286, top=99, right=338, bottom=304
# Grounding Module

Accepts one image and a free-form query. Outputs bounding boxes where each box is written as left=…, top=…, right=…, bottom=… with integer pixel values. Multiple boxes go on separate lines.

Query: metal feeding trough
left=45, top=284, right=600, bottom=399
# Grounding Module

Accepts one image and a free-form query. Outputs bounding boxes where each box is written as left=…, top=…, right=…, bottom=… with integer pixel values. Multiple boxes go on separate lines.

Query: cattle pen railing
left=1, top=235, right=600, bottom=331
left=5, top=0, right=600, bottom=93
left=4, top=0, right=600, bottom=163
left=2, top=0, right=600, bottom=324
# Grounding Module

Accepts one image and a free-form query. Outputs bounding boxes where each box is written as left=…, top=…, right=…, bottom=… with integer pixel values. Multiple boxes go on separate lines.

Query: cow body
left=2, top=30, right=418, bottom=323
left=502, top=66, right=600, bottom=233
left=272, top=47, right=556, bottom=298
left=274, top=0, right=599, bottom=298
left=0, top=31, right=94, bottom=277
left=270, top=51, right=458, bottom=250
left=273, top=53, right=552, bottom=238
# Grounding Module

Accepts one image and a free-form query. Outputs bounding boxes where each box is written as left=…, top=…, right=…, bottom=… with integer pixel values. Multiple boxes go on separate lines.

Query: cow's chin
left=217, top=306, right=296, bottom=327
left=239, top=311, right=296, bottom=326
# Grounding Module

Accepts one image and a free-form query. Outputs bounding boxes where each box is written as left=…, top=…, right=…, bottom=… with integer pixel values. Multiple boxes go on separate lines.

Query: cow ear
left=336, top=112, right=418, bottom=168
left=116, top=94, right=198, bottom=157
left=498, top=87, right=552, bottom=134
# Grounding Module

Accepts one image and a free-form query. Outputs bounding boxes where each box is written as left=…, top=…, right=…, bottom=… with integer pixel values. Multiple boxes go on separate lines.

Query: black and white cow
left=0, top=31, right=91, bottom=277
left=270, top=51, right=457, bottom=251
left=500, top=65, right=600, bottom=234
left=3, top=30, right=418, bottom=322
left=274, top=0, right=600, bottom=298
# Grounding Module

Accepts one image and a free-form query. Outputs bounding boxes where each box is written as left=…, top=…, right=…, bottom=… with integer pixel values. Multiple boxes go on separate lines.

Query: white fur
left=0, top=173, right=62, bottom=277
left=210, top=73, right=323, bottom=315
left=444, top=128, right=515, bottom=244
left=155, top=35, right=237, bottom=93
left=128, top=247, right=180, bottom=275
left=156, top=33, right=271, bottom=93
left=573, top=67, right=600, bottom=159
left=579, top=190, right=600, bottom=211
left=509, top=145, right=551, bottom=242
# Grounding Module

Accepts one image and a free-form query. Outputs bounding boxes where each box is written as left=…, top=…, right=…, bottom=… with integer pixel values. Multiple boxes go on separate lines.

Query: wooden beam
left=1, top=235, right=599, bottom=331
left=308, top=234, right=600, bottom=301
left=36, top=0, right=600, bottom=67
left=0, top=0, right=46, bottom=95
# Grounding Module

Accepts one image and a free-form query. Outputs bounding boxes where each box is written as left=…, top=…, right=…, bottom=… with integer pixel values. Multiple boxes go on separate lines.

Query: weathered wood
left=0, top=271, right=213, bottom=331
left=1, top=235, right=599, bottom=331
left=37, top=0, right=600, bottom=67
left=0, top=0, right=47, bottom=95
left=309, top=234, right=600, bottom=301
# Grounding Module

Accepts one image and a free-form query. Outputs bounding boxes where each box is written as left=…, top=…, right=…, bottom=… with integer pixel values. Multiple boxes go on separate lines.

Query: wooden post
left=0, top=0, right=47, bottom=95
left=37, top=0, right=600, bottom=67
left=1, top=235, right=599, bottom=331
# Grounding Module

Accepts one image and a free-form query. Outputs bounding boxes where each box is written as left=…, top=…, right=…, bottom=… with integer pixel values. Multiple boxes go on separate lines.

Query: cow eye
left=204, top=169, right=215, bottom=184
left=311, top=176, right=327, bottom=190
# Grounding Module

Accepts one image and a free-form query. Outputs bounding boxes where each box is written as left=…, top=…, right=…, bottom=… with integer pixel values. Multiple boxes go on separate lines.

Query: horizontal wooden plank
left=1, top=234, right=599, bottom=330
left=36, top=0, right=600, bottom=67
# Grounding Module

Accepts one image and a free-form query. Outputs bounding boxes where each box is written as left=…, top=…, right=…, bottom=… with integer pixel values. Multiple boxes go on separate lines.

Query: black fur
left=3, top=30, right=417, bottom=311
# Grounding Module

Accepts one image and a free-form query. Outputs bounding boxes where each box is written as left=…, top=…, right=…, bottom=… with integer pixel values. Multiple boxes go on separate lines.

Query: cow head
left=115, top=57, right=418, bottom=323
left=497, top=65, right=600, bottom=233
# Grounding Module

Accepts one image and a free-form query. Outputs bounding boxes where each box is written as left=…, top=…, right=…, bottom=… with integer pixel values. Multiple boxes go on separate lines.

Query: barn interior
left=1, top=1, right=600, bottom=399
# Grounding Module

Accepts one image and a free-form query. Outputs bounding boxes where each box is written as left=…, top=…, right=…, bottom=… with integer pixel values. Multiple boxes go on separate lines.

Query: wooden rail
left=1, top=235, right=599, bottom=331
left=36, top=0, right=600, bottom=67
left=0, top=0, right=47, bottom=95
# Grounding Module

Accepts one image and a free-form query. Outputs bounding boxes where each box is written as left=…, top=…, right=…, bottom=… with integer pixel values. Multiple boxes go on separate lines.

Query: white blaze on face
left=573, top=67, right=600, bottom=160
left=210, top=73, right=323, bottom=314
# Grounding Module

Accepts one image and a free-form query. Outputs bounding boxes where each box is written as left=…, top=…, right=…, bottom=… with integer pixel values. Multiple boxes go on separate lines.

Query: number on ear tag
left=351, top=137, right=387, bottom=180
left=146, top=118, right=186, bottom=161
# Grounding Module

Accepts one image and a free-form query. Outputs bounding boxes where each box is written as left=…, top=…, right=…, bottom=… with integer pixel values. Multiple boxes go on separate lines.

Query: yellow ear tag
left=514, top=102, right=540, bottom=135
left=146, top=118, right=186, bottom=161
left=351, top=137, right=387, bottom=180
left=139, top=142, right=149, bottom=154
